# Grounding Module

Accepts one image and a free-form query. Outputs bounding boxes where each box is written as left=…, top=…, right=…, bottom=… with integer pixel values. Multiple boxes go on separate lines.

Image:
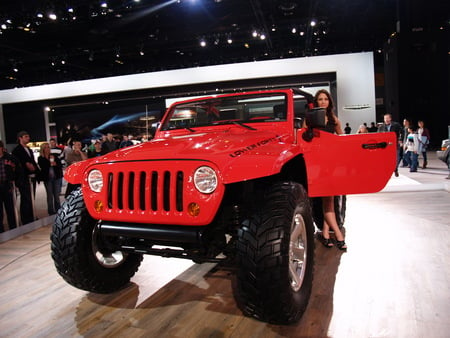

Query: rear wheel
left=236, top=182, right=315, bottom=324
left=50, top=188, right=143, bottom=293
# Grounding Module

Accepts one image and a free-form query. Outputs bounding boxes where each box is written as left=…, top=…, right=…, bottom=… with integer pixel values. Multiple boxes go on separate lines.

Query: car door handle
left=362, top=142, right=388, bottom=149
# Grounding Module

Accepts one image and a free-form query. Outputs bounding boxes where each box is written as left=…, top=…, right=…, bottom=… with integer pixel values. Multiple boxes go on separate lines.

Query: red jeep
left=51, top=88, right=396, bottom=324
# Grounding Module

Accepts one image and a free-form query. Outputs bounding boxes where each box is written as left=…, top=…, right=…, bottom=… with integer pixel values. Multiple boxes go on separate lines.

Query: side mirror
left=305, top=107, right=326, bottom=128
left=302, top=108, right=326, bottom=142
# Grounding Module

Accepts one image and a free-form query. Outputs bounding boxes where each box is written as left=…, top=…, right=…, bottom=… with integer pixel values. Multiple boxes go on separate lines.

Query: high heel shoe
left=317, top=233, right=334, bottom=248
left=335, top=240, right=347, bottom=251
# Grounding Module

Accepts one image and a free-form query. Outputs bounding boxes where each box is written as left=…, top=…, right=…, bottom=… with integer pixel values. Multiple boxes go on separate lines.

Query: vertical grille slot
left=176, top=171, right=184, bottom=211
left=108, top=173, right=113, bottom=208
left=128, top=172, right=135, bottom=210
left=151, top=171, right=158, bottom=211
left=139, top=171, right=146, bottom=211
left=117, top=172, right=124, bottom=209
left=163, top=171, right=171, bottom=211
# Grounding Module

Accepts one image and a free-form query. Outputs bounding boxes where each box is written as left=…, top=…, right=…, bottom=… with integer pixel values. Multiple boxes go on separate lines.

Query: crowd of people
left=343, top=117, right=431, bottom=176
left=0, top=131, right=144, bottom=232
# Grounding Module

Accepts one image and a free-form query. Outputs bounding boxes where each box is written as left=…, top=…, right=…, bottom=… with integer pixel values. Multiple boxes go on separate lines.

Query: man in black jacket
left=0, top=140, right=18, bottom=231
left=378, top=114, right=402, bottom=177
left=12, top=131, right=38, bottom=224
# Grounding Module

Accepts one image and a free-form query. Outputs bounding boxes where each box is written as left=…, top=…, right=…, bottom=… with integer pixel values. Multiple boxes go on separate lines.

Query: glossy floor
left=0, top=153, right=449, bottom=337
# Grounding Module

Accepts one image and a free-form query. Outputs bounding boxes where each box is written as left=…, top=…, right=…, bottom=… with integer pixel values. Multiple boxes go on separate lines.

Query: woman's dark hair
left=314, top=89, right=337, bottom=124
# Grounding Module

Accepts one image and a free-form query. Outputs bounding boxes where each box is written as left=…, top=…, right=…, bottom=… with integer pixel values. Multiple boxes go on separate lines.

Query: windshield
left=160, top=93, right=287, bottom=131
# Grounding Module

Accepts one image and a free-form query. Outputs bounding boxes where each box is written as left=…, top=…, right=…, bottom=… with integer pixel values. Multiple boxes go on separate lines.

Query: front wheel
left=50, top=188, right=143, bottom=293
left=236, top=182, right=315, bottom=324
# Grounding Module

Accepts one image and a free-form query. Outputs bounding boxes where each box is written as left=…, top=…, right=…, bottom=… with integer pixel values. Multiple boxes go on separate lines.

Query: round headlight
left=194, top=166, right=217, bottom=194
left=88, top=169, right=103, bottom=193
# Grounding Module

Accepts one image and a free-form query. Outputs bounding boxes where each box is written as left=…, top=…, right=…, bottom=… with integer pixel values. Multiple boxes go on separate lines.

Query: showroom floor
left=0, top=152, right=449, bottom=337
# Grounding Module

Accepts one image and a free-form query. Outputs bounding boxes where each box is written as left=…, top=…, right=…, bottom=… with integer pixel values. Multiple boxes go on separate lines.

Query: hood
left=75, top=126, right=295, bottom=184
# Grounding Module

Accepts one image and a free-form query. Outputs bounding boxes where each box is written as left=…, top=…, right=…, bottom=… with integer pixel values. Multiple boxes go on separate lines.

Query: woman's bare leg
left=322, top=196, right=346, bottom=245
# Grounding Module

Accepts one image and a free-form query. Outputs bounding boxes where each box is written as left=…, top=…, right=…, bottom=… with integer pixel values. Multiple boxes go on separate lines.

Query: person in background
left=378, top=114, right=402, bottom=177
left=88, top=140, right=106, bottom=158
left=49, top=138, right=65, bottom=167
left=417, top=120, right=430, bottom=169
left=344, top=123, right=351, bottom=134
left=368, top=122, right=378, bottom=132
left=314, top=89, right=347, bottom=250
left=102, top=132, right=117, bottom=153
left=38, top=142, right=63, bottom=215
left=0, top=140, right=18, bottom=232
left=404, top=126, right=420, bottom=172
left=12, top=131, right=39, bottom=224
left=119, top=134, right=133, bottom=148
left=65, top=140, right=87, bottom=197
left=356, top=124, right=369, bottom=133
left=399, top=118, right=411, bottom=167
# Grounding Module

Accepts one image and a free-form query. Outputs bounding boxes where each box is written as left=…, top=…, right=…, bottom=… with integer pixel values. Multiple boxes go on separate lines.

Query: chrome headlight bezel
left=193, top=166, right=218, bottom=194
left=87, top=169, right=103, bottom=193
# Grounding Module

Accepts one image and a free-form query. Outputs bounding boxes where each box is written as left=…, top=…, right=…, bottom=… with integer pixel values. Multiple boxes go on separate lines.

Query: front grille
left=106, top=169, right=184, bottom=212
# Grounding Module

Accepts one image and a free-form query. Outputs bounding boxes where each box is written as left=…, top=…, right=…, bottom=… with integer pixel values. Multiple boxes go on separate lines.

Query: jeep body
left=51, top=88, right=396, bottom=324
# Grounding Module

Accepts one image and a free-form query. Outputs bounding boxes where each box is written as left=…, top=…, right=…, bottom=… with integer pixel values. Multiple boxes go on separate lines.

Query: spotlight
left=291, top=27, right=297, bottom=34
left=48, top=13, right=57, bottom=20
left=260, top=33, right=266, bottom=40
left=310, top=19, right=317, bottom=27
left=200, top=39, right=206, bottom=47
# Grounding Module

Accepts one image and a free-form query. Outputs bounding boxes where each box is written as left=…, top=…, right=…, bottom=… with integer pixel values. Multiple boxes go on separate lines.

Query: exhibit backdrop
left=0, top=52, right=376, bottom=145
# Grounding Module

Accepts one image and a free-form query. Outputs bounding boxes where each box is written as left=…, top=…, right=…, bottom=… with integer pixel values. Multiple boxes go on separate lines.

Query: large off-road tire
left=236, top=182, right=315, bottom=324
left=50, top=188, right=143, bottom=293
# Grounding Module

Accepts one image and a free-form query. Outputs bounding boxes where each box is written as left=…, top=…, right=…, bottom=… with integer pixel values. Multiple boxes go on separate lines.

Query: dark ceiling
left=0, top=0, right=412, bottom=90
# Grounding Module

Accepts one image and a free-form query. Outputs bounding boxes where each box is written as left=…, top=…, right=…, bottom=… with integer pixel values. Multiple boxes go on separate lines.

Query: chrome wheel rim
left=289, top=209, right=307, bottom=292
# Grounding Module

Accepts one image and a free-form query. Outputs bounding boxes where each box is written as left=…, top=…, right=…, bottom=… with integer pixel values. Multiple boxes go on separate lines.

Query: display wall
left=0, top=52, right=377, bottom=146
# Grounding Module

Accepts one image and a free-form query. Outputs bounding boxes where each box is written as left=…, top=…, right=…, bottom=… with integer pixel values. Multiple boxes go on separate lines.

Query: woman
left=38, top=142, right=63, bottom=215
left=314, top=89, right=347, bottom=250
left=417, top=120, right=430, bottom=169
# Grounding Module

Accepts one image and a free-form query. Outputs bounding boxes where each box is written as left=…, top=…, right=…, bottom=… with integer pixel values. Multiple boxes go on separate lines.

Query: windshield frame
left=160, top=92, right=289, bottom=131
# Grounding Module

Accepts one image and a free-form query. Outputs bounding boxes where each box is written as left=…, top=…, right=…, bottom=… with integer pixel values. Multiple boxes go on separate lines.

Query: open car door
left=302, top=130, right=397, bottom=197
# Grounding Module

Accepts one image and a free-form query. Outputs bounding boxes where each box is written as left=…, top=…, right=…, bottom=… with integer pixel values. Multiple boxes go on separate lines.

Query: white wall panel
left=0, top=52, right=376, bottom=134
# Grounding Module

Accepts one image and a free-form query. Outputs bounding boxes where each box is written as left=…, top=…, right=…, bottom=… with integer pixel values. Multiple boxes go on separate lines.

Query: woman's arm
left=335, top=118, right=344, bottom=135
